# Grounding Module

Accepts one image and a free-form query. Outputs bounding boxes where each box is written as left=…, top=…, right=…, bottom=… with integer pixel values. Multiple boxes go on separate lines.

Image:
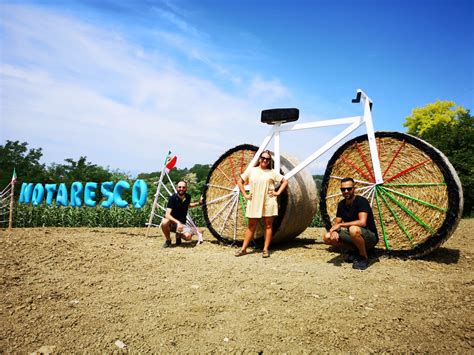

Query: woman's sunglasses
left=260, top=156, right=271, bottom=161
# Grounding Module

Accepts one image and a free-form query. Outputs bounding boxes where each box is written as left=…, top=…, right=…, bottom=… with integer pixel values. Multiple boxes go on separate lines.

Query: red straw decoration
left=228, top=156, right=237, bottom=184
left=384, top=159, right=431, bottom=183
left=383, top=140, right=405, bottom=178
left=341, top=155, right=372, bottom=182
left=356, top=142, right=375, bottom=182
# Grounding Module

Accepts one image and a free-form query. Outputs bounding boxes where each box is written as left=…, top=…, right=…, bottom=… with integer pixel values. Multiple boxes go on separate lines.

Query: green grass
left=12, top=203, right=323, bottom=228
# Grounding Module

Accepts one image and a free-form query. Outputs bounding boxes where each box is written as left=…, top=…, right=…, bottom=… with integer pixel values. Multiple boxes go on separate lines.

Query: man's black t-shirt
left=336, top=195, right=378, bottom=237
left=167, top=193, right=191, bottom=224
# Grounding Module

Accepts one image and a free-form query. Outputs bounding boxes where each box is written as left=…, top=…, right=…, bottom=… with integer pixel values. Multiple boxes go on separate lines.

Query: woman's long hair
left=254, top=150, right=274, bottom=169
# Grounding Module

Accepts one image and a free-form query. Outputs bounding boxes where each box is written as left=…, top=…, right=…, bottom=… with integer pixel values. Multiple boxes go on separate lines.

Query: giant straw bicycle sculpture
left=202, top=90, right=463, bottom=258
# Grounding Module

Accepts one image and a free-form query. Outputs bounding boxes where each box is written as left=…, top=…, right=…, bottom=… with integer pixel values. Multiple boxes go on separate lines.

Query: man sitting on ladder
left=161, top=180, right=203, bottom=248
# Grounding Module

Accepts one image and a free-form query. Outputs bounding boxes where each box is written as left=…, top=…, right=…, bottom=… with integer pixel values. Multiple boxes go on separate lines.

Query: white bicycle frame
left=243, top=89, right=384, bottom=185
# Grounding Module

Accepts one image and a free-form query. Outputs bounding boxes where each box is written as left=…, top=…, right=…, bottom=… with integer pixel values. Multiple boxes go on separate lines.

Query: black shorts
left=339, top=227, right=378, bottom=249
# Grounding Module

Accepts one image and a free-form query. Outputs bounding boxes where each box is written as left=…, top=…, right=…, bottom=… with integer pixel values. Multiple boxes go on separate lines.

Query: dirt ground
left=1, top=220, right=473, bottom=353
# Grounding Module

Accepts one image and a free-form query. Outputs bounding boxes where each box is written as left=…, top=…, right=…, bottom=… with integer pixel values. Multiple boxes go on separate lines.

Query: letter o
left=132, top=180, right=148, bottom=208
left=32, top=183, right=45, bottom=206
left=45, top=184, right=57, bottom=206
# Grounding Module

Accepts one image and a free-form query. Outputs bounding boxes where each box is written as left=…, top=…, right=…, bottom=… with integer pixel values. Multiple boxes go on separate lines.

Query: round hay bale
left=320, top=131, right=463, bottom=258
left=203, top=144, right=317, bottom=244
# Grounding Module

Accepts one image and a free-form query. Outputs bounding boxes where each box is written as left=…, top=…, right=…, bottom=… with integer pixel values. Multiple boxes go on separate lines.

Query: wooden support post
left=8, top=180, right=15, bottom=231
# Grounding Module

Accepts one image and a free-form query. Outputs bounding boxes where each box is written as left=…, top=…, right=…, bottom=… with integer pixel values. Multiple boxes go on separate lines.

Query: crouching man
left=161, top=180, right=202, bottom=248
left=323, top=177, right=379, bottom=270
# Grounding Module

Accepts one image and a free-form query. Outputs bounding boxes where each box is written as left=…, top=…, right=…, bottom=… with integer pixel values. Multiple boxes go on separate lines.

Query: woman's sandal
left=234, top=249, right=247, bottom=257
left=262, top=250, right=270, bottom=258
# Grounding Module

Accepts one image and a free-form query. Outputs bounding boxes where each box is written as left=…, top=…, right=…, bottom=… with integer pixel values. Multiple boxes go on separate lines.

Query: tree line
left=404, top=101, right=473, bottom=217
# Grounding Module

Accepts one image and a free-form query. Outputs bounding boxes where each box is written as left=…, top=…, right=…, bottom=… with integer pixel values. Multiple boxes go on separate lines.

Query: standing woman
left=235, top=150, right=288, bottom=258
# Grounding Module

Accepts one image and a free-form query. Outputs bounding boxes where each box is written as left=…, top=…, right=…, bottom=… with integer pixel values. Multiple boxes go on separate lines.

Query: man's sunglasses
left=340, top=187, right=354, bottom=192
left=260, top=156, right=271, bottom=161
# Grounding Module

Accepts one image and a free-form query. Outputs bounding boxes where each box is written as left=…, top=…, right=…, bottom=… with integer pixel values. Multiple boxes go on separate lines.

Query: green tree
left=404, top=100, right=467, bottom=136
left=313, top=174, right=323, bottom=191
left=421, top=110, right=474, bottom=217
left=0, top=140, right=46, bottom=190
left=138, top=164, right=210, bottom=199
left=189, top=164, right=211, bottom=182
left=45, top=156, right=118, bottom=203
left=45, top=156, right=112, bottom=185
left=405, top=103, right=473, bottom=217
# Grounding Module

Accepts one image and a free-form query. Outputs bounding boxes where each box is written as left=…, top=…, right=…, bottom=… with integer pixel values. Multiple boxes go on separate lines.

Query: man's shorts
left=339, top=227, right=378, bottom=249
left=169, top=221, right=194, bottom=236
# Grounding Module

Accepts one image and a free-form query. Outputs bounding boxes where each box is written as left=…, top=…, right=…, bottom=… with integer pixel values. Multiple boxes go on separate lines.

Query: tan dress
left=240, top=167, right=284, bottom=218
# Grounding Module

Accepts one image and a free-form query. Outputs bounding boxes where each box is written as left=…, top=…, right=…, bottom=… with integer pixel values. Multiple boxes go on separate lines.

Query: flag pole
left=8, top=169, right=16, bottom=232
left=145, top=152, right=171, bottom=237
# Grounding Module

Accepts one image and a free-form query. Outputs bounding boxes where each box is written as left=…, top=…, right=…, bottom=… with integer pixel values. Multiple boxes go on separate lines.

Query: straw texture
left=320, top=132, right=463, bottom=258
left=272, top=153, right=318, bottom=243
left=203, top=144, right=257, bottom=243
left=203, top=144, right=317, bottom=244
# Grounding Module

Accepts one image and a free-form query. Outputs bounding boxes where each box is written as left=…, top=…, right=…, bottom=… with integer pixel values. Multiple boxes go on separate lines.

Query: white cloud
left=0, top=4, right=276, bottom=173
left=247, top=76, right=290, bottom=104
left=153, top=6, right=203, bottom=38
left=152, top=29, right=242, bottom=84
left=1, top=3, right=345, bottom=178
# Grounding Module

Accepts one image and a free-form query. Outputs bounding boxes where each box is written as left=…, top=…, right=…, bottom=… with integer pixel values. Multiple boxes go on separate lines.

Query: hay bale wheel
left=320, top=131, right=463, bottom=258
left=203, top=144, right=317, bottom=244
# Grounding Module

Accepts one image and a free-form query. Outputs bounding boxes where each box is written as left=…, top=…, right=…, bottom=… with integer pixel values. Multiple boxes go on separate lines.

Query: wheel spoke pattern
left=203, top=144, right=260, bottom=243
left=204, top=144, right=318, bottom=245
left=320, top=132, right=463, bottom=258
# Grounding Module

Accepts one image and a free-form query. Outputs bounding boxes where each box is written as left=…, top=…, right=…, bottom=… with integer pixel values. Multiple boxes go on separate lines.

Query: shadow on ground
left=419, top=247, right=460, bottom=264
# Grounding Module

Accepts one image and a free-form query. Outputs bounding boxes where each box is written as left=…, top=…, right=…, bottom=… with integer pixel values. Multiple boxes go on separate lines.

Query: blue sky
left=1, top=0, right=472, bottom=177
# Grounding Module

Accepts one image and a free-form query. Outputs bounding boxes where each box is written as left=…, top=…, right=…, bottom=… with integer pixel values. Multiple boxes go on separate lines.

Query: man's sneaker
left=352, top=257, right=370, bottom=270
left=175, top=236, right=182, bottom=246
left=162, top=240, right=172, bottom=248
left=344, top=251, right=358, bottom=263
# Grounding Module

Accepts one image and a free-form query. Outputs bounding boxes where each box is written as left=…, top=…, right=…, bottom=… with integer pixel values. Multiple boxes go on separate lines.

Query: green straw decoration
left=239, top=193, right=248, bottom=226
left=379, top=187, right=435, bottom=234
left=382, top=186, right=446, bottom=212
left=374, top=186, right=391, bottom=250
left=378, top=188, right=415, bottom=248
left=384, top=182, right=446, bottom=187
